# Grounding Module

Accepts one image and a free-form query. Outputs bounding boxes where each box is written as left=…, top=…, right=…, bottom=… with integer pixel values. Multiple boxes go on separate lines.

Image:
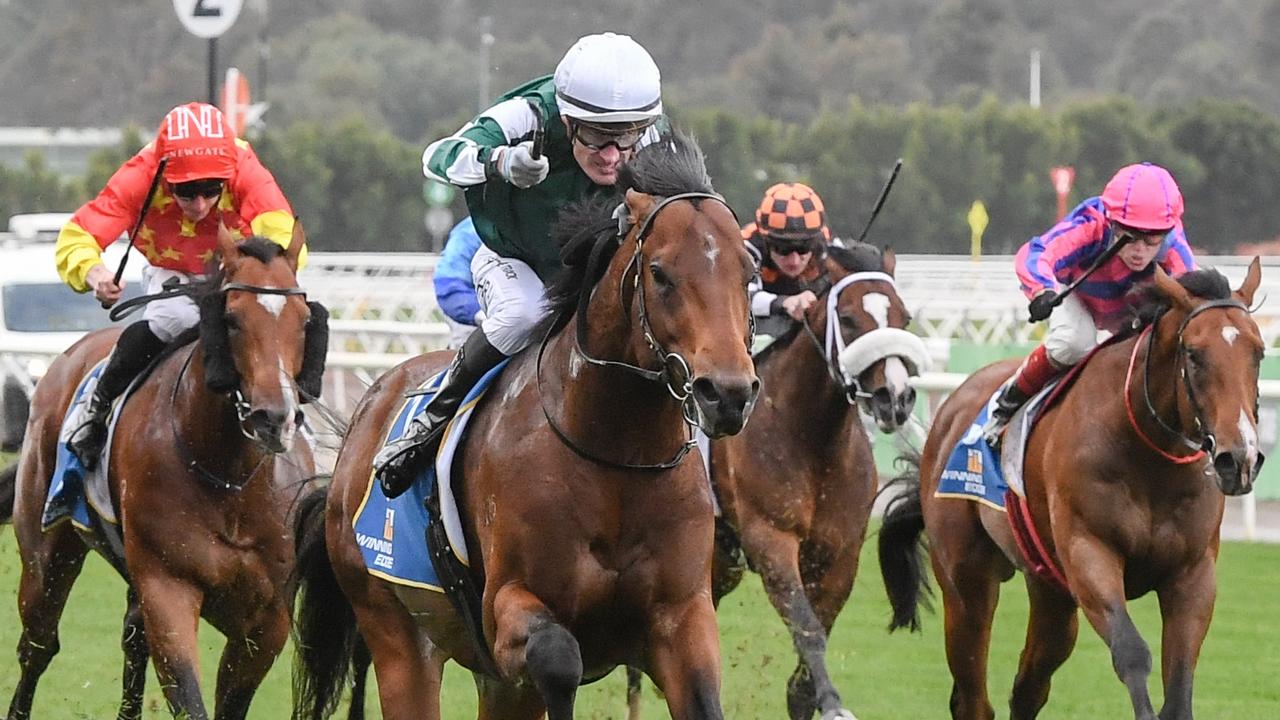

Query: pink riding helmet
left=1100, top=162, right=1184, bottom=231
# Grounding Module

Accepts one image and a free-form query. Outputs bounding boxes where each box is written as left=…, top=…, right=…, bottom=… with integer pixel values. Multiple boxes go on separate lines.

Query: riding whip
left=525, top=99, right=546, bottom=160
left=855, top=158, right=903, bottom=244
left=1043, top=232, right=1134, bottom=314
left=102, top=157, right=168, bottom=308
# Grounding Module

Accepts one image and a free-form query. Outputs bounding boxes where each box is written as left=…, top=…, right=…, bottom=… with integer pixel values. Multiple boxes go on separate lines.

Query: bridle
left=1128, top=297, right=1261, bottom=466
left=800, top=270, right=899, bottom=405
left=116, top=279, right=308, bottom=490
left=536, top=191, right=748, bottom=470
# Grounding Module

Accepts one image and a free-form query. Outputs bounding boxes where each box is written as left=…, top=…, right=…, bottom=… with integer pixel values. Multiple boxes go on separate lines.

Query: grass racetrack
left=1, top=514, right=1278, bottom=718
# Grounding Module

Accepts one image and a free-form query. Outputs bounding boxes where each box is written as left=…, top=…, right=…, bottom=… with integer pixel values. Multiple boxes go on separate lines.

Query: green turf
left=0, top=516, right=1277, bottom=719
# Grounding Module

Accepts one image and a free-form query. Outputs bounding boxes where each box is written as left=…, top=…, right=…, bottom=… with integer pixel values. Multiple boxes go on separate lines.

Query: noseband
left=800, top=271, right=899, bottom=405
left=1132, top=298, right=1259, bottom=464
left=537, top=191, right=746, bottom=470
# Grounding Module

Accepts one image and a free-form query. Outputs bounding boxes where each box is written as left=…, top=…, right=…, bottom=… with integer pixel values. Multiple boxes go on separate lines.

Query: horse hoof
left=820, top=710, right=858, bottom=720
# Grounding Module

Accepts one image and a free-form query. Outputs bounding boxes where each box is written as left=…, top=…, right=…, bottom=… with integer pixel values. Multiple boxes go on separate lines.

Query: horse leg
left=351, top=593, right=445, bottom=720
left=1008, top=577, right=1079, bottom=719
left=1067, top=539, right=1157, bottom=720
left=491, top=586, right=581, bottom=720
left=794, top=537, right=861, bottom=720
left=935, top=548, right=1003, bottom=720
left=133, top=573, right=209, bottom=719
left=743, top=525, right=852, bottom=720
left=211, top=606, right=290, bottom=720
left=118, top=588, right=149, bottom=720
left=646, top=595, right=725, bottom=720
left=474, top=671, right=547, bottom=720
left=626, top=666, right=644, bottom=720
left=6, top=526, right=88, bottom=720
left=1154, top=556, right=1217, bottom=720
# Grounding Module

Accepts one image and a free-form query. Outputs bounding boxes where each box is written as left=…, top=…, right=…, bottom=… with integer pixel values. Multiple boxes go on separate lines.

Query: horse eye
left=223, top=313, right=240, bottom=332
left=649, top=263, right=673, bottom=289
left=839, top=315, right=858, bottom=334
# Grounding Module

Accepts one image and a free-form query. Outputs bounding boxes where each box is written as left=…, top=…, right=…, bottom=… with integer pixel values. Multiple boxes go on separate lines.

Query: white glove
left=491, top=141, right=549, bottom=189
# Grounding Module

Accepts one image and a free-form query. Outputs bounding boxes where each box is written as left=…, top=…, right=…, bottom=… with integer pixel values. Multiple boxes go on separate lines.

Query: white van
left=0, top=236, right=146, bottom=451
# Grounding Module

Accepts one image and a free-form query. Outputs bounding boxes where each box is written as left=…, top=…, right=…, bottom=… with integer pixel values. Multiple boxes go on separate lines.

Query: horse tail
left=878, top=449, right=933, bottom=633
left=291, top=482, right=358, bottom=720
left=0, top=461, right=16, bottom=524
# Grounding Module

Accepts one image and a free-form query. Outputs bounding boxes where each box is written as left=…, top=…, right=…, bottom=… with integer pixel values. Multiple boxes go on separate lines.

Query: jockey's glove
left=488, top=141, right=550, bottom=189
left=1027, top=290, right=1059, bottom=323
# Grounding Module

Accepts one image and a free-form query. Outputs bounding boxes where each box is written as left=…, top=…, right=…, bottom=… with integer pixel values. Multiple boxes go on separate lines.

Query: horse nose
left=246, top=407, right=292, bottom=453
left=894, top=386, right=917, bottom=426
left=1213, top=449, right=1254, bottom=496
left=691, top=374, right=760, bottom=437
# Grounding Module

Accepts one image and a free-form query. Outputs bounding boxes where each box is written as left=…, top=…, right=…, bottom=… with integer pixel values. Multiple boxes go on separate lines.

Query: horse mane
left=752, top=241, right=891, bottom=363
left=1121, top=268, right=1233, bottom=337
left=541, top=130, right=716, bottom=328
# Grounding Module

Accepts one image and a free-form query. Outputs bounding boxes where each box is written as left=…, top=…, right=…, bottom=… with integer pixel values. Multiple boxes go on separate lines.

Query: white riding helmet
left=553, top=32, right=663, bottom=125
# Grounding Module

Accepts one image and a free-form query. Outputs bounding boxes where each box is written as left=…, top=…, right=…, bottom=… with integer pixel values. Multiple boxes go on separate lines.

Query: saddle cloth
left=352, top=360, right=508, bottom=589
left=45, top=358, right=126, bottom=529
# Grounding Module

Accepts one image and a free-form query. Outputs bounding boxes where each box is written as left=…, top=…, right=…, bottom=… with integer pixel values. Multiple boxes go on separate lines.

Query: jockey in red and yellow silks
left=984, top=162, right=1197, bottom=443
left=58, top=102, right=303, bottom=469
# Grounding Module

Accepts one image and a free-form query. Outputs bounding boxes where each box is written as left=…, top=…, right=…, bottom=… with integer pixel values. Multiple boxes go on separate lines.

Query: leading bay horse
left=292, top=132, right=759, bottom=719
left=703, top=242, right=926, bottom=720
left=879, top=262, right=1264, bottom=719
left=3, top=225, right=327, bottom=719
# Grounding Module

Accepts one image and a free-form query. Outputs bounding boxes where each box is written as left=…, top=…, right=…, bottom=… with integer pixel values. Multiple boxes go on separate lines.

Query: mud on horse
left=4, top=224, right=326, bottom=720
left=292, top=132, right=759, bottom=720
left=879, top=261, right=1265, bottom=720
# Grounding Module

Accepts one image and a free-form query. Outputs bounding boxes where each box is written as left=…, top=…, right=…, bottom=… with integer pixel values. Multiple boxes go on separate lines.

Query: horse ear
left=1153, top=264, right=1195, bottom=312
left=881, top=245, right=897, bottom=277
left=285, top=218, right=306, bottom=272
left=1236, top=256, right=1262, bottom=306
left=624, top=189, right=656, bottom=231
left=216, top=221, right=239, bottom=269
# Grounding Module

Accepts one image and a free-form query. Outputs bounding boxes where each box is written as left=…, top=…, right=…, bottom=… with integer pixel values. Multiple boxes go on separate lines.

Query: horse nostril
left=692, top=377, right=721, bottom=406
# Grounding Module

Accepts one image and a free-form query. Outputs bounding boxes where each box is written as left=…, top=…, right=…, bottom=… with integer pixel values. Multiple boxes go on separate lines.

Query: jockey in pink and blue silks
left=984, top=162, right=1197, bottom=441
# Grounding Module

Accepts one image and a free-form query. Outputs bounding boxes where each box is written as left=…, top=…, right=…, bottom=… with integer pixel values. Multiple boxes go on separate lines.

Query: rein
left=535, top=191, right=734, bottom=471
left=1124, top=298, right=1249, bottom=462
left=799, top=271, right=898, bottom=404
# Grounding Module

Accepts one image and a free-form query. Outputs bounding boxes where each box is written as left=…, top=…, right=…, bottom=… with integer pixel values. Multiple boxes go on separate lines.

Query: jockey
left=434, top=216, right=484, bottom=349
left=374, top=32, right=667, bottom=496
left=57, top=101, right=301, bottom=469
left=743, top=182, right=832, bottom=341
left=983, top=162, right=1196, bottom=442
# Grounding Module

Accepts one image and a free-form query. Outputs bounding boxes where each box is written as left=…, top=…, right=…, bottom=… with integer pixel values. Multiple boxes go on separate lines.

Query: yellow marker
left=967, top=200, right=989, bottom=260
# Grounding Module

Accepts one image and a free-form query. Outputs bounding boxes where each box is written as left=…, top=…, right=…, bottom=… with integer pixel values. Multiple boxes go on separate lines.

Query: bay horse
left=705, top=242, right=926, bottom=720
left=878, top=261, right=1264, bottom=720
left=292, top=133, right=759, bottom=720
left=3, top=225, right=327, bottom=720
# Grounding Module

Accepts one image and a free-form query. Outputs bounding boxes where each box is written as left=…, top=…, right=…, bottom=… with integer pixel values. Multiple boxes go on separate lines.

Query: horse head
left=1151, top=258, right=1264, bottom=495
left=198, top=221, right=328, bottom=453
left=618, top=185, right=760, bottom=437
left=810, top=243, right=929, bottom=432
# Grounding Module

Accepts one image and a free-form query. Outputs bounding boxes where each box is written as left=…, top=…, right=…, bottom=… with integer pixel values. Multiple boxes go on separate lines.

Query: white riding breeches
left=470, top=244, right=550, bottom=356
left=140, top=266, right=202, bottom=343
left=1044, top=293, right=1098, bottom=367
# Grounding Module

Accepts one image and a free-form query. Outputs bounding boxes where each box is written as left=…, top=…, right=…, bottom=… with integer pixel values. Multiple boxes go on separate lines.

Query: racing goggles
left=768, top=239, right=814, bottom=257
left=570, top=122, right=648, bottom=152
left=1112, top=224, right=1170, bottom=249
left=171, top=179, right=225, bottom=201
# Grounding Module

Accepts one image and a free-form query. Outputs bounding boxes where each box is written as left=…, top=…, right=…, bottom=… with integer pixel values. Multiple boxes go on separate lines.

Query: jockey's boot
left=375, top=328, right=507, bottom=498
left=68, top=322, right=166, bottom=470
left=982, top=344, right=1061, bottom=447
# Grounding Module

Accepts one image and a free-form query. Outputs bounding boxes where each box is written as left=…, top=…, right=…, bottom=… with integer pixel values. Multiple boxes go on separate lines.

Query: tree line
left=5, top=96, right=1280, bottom=255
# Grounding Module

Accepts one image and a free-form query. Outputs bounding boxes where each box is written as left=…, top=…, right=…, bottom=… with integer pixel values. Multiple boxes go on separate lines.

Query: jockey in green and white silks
left=374, top=32, right=667, bottom=497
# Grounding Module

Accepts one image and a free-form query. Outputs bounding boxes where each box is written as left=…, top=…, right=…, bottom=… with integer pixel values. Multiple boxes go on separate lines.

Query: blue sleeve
left=434, top=218, right=482, bottom=325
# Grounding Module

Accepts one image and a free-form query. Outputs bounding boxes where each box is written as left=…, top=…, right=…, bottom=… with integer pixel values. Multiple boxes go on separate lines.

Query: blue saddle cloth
left=936, top=393, right=1008, bottom=509
left=44, top=360, right=112, bottom=530
left=352, top=360, right=508, bottom=590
